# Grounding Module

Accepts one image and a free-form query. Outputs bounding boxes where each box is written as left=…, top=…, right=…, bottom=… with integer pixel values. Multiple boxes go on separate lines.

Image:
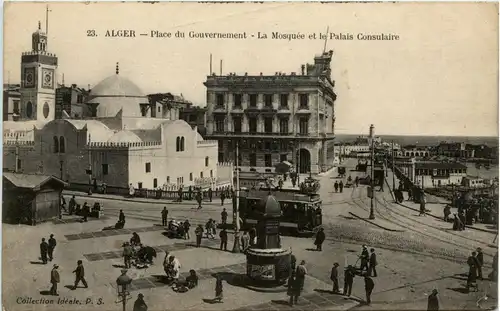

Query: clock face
left=42, top=69, right=54, bottom=89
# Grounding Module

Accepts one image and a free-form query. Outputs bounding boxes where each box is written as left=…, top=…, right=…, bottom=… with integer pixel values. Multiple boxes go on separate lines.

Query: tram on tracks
left=236, top=187, right=322, bottom=237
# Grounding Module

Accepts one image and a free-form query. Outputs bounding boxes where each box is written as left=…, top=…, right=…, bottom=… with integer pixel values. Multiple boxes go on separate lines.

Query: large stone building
left=3, top=84, right=21, bottom=121
left=3, top=22, right=228, bottom=192
left=204, top=51, right=337, bottom=174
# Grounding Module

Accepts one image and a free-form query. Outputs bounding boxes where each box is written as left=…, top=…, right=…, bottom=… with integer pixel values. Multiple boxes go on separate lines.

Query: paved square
left=65, top=226, right=164, bottom=241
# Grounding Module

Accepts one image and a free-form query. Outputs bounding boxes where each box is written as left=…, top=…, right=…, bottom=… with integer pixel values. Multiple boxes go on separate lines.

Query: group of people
left=39, top=234, right=57, bottom=264
left=466, top=247, right=498, bottom=291
left=48, top=260, right=88, bottom=296
left=122, top=232, right=158, bottom=269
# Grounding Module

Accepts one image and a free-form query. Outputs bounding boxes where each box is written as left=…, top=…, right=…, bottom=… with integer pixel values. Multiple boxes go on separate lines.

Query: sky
left=3, top=2, right=498, bottom=137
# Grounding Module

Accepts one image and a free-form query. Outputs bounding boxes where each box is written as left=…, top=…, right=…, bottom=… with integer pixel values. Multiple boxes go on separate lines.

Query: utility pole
left=392, top=140, right=395, bottom=190
left=15, top=134, right=19, bottom=173
left=369, top=135, right=375, bottom=219
left=232, top=141, right=241, bottom=253
left=88, top=133, right=92, bottom=185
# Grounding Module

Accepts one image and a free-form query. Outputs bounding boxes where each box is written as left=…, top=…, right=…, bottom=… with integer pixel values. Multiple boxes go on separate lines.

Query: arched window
left=59, top=136, right=66, bottom=153
left=205, top=156, right=209, bottom=167
left=53, top=136, right=59, bottom=153
left=180, top=137, right=185, bottom=151
left=176, top=137, right=180, bottom=152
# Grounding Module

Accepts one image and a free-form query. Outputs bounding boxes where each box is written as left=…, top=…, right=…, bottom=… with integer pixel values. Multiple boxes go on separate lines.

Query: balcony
left=261, top=105, right=277, bottom=115
left=230, top=105, right=244, bottom=115
left=213, top=105, right=226, bottom=114
left=209, top=131, right=293, bottom=137
left=277, top=106, right=291, bottom=115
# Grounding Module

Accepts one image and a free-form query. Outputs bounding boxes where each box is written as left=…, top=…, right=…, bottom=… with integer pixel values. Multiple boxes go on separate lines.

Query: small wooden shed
left=3, top=173, right=68, bottom=225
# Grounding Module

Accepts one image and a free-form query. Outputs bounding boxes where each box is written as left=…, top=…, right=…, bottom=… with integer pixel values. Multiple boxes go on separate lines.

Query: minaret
left=20, top=21, right=58, bottom=121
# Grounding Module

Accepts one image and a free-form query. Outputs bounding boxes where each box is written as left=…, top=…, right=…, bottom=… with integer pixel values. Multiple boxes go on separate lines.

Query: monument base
left=245, top=248, right=291, bottom=292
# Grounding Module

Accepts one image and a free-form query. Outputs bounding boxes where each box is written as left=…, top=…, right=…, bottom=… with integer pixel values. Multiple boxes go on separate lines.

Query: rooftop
left=415, top=162, right=467, bottom=170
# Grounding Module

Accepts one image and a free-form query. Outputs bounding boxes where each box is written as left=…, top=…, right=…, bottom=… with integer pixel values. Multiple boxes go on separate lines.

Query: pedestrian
left=419, top=195, right=426, bottom=216
left=40, top=238, right=49, bottom=264
left=334, top=181, right=339, bottom=193
left=133, top=293, right=148, bottom=311
left=443, top=205, right=451, bottom=222
left=214, top=275, right=223, bottom=303
left=196, top=191, right=203, bottom=209
left=69, top=195, right=76, bottom=215
left=295, top=260, right=307, bottom=291
left=368, top=248, right=378, bottom=277
left=476, top=247, right=484, bottom=280
left=72, top=260, right=88, bottom=289
left=221, top=208, right=228, bottom=225
left=490, top=251, right=498, bottom=281
left=459, top=211, right=466, bottom=230
left=339, top=181, right=344, bottom=193
left=208, top=187, right=213, bottom=202
left=212, top=219, right=217, bottom=237
left=123, top=242, right=133, bottom=269
left=330, top=262, right=340, bottom=293
left=161, top=207, right=168, bottom=226
left=249, top=227, right=257, bottom=246
left=427, top=289, right=439, bottom=311
left=206, top=219, right=213, bottom=239
left=360, top=245, right=369, bottom=272
left=240, top=231, right=250, bottom=252
left=287, top=274, right=301, bottom=306
left=314, top=227, right=325, bottom=251
left=48, top=234, right=57, bottom=261
left=50, top=264, right=60, bottom=296
left=183, top=220, right=191, bottom=240
left=364, top=274, right=374, bottom=305
left=355, top=176, right=359, bottom=187
left=60, top=196, right=67, bottom=213
left=220, top=191, right=226, bottom=206
left=290, top=251, right=297, bottom=278
left=119, top=210, right=126, bottom=224
left=195, top=225, right=203, bottom=247
left=343, top=265, right=355, bottom=296
left=467, top=251, right=478, bottom=290
left=178, top=186, right=183, bottom=202
left=219, top=229, right=228, bottom=251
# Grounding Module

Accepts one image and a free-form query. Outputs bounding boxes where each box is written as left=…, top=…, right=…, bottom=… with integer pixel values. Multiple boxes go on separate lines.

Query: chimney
left=301, top=65, right=305, bottom=75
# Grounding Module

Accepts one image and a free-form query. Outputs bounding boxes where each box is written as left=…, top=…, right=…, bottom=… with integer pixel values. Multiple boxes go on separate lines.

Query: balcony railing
left=211, top=131, right=293, bottom=136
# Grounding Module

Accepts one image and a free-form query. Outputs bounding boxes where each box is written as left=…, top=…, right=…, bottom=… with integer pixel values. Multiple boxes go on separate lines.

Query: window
left=249, top=94, right=257, bottom=107
left=216, top=93, right=224, bottom=107
left=218, top=140, right=224, bottom=150
left=233, top=117, right=242, bottom=133
left=279, top=118, right=289, bottom=134
left=53, top=136, right=59, bottom=153
left=249, top=117, right=257, bottom=133
left=215, top=116, right=225, bottom=132
left=250, top=153, right=257, bottom=166
left=153, top=178, right=158, bottom=188
left=102, top=164, right=109, bottom=175
left=264, top=154, right=272, bottom=167
left=280, top=94, right=288, bottom=108
left=77, top=95, right=83, bottom=103
left=280, top=154, right=287, bottom=162
left=299, top=93, right=309, bottom=109
left=233, top=94, right=242, bottom=108
left=218, top=152, right=224, bottom=163
left=190, top=173, right=193, bottom=181
left=299, top=117, right=309, bottom=135
left=59, top=136, right=65, bottom=153
left=264, top=117, right=273, bottom=133
left=167, top=176, right=170, bottom=183
left=264, top=141, right=271, bottom=150
left=13, top=100, right=20, bottom=114
left=158, top=106, right=161, bottom=112
left=141, top=106, right=147, bottom=117
left=205, top=156, right=209, bottom=167
left=145, top=162, right=151, bottom=173
left=264, top=94, right=273, bottom=107
left=26, top=101, right=33, bottom=118
left=210, top=170, right=213, bottom=178
left=200, top=172, right=204, bottom=178
left=176, top=137, right=180, bottom=152
left=180, top=137, right=185, bottom=151
left=138, top=182, right=143, bottom=189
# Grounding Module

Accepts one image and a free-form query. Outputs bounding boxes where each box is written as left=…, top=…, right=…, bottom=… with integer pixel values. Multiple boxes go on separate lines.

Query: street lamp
left=369, top=126, right=375, bottom=220
left=116, top=269, right=132, bottom=311
left=232, top=141, right=241, bottom=253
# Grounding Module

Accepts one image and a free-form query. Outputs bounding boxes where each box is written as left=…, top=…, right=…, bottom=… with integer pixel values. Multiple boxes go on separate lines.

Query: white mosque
left=3, top=22, right=231, bottom=191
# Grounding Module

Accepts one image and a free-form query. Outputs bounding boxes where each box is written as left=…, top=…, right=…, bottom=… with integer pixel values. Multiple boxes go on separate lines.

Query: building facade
left=55, top=84, right=90, bottom=119
left=3, top=85, right=21, bottom=121
left=204, top=51, right=337, bottom=174
left=413, top=162, right=467, bottom=188
left=434, top=142, right=475, bottom=158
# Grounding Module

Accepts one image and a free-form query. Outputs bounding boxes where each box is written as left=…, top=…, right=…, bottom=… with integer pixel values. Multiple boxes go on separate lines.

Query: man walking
left=195, top=225, right=204, bottom=247
left=40, top=238, right=49, bottom=264
left=220, top=191, right=226, bottom=206
left=221, top=208, right=228, bottom=226
left=295, top=260, right=307, bottom=291
left=476, top=247, right=484, bottom=280
left=241, top=231, right=250, bottom=252
left=72, top=260, right=88, bottom=289
left=339, top=181, right=344, bottom=193
left=183, top=220, right=191, bottom=240
left=360, top=245, right=369, bottom=272
left=343, top=265, right=355, bottom=297
left=123, top=242, right=133, bottom=269
left=334, top=181, right=339, bottom=193
left=161, top=207, right=168, bottom=226
left=196, top=190, right=203, bottom=209
left=50, top=264, right=60, bottom=296
left=427, top=289, right=439, bottom=311
left=219, top=229, right=228, bottom=251
left=364, top=274, right=375, bottom=305
left=48, top=234, right=57, bottom=262
left=69, top=195, right=76, bottom=215
left=119, top=210, right=126, bottom=224
left=368, top=248, right=378, bottom=277
left=330, top=262, right=340, bottom=293
left=208, top=187, right=213, bottom=203
left=314, top=227, right=326, bottom=251
left=133, top=293, right=148, bottom=311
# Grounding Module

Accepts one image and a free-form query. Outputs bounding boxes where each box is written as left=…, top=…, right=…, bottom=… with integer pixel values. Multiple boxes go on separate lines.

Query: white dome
left=90, top=74, right=145, bottom=98
left=107, top=130, right=143, bottom=143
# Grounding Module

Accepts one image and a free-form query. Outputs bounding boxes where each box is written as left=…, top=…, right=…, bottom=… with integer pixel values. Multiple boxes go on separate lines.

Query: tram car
left=356, top=160, right=368, bottom=172
left=237, top=188, right=322, bottom=237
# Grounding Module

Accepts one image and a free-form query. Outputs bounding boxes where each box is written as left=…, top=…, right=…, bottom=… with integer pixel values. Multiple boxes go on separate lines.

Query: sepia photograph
left=2, top=2, right=499, bottom=311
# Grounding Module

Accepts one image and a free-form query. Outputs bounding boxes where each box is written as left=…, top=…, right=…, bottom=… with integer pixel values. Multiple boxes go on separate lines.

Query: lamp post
left=232, top=141, right=241, bottom=253
left=369, top=127, right=375, bottom=220
left=116, top=269, right=132, bottom=311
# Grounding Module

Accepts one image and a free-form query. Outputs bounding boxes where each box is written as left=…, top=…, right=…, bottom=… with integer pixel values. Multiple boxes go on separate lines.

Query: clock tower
left=20, top=21, right=57, bottom=121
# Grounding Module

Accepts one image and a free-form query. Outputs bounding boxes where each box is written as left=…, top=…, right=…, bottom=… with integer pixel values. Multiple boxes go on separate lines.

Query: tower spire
left=116, top=62, right=119, bottom=75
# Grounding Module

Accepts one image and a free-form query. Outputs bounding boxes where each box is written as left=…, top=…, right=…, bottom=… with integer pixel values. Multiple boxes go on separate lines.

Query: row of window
left=215, top=93, right=309, bottom=109
left=214, top=116, right=308, bottom=134
left=53, top=136, right=66, bottom=153
left=415, top=168, right=466, bottom=176
left=218, top=153, right=288, bottom=167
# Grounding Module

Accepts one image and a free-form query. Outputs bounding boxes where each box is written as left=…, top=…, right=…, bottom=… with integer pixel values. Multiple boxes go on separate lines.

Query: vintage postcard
left=2, top=2, right=499, bottom=311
